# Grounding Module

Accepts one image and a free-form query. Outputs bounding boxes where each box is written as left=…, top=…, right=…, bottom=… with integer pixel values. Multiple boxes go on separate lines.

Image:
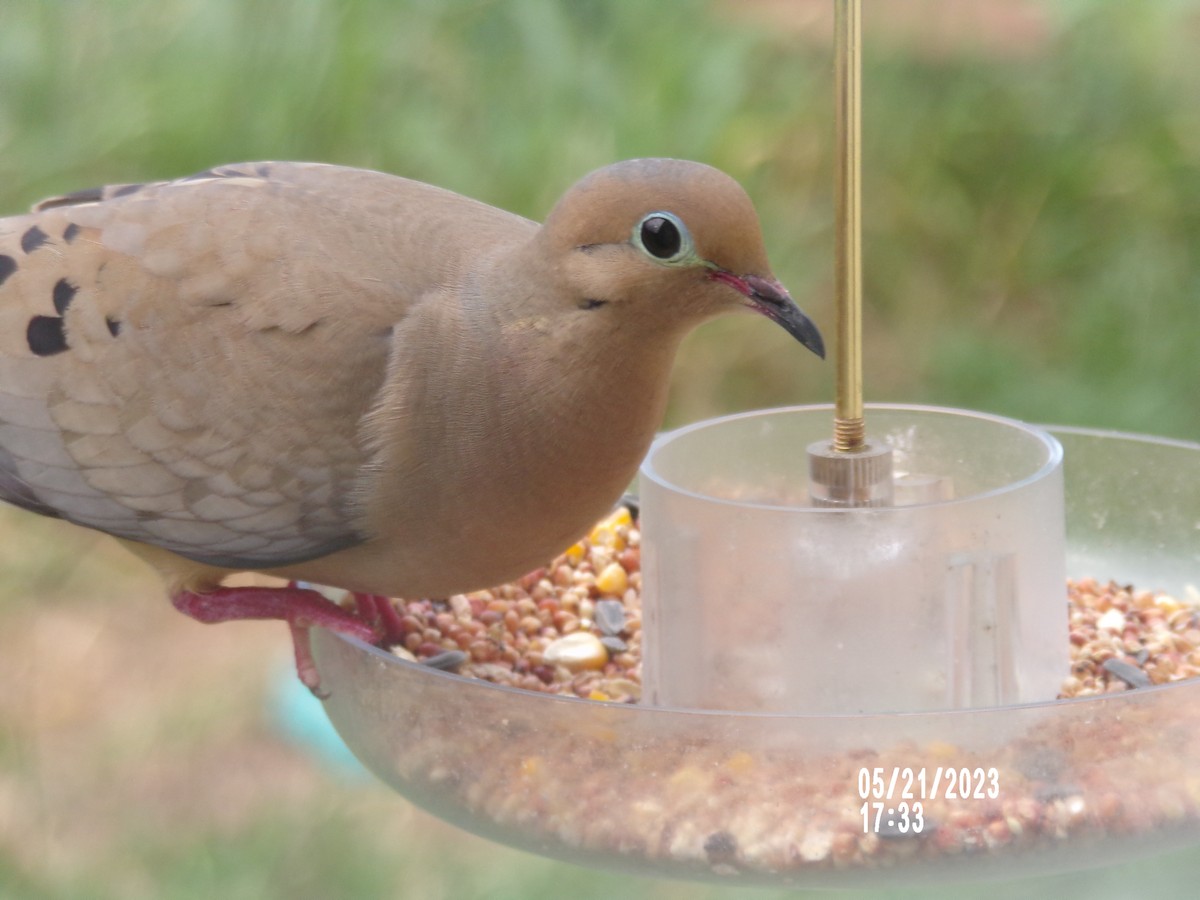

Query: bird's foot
left=350, top=592, right=409, bottom=646
left=171, top=585, right=384, bottom=698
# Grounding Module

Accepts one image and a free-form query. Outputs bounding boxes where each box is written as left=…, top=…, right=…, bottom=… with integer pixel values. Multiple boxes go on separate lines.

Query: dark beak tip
left=770, top=299, right=825, bottom=360
left=809, top=333, right=827, bottom=360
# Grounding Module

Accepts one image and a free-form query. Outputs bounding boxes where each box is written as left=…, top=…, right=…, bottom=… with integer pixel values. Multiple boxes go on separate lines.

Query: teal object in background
left=271, top=664, right=370, bottom=782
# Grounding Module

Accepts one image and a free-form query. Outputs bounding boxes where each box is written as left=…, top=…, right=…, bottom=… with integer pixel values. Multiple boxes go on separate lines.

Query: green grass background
left=2, top=0, right=1200, bottom=897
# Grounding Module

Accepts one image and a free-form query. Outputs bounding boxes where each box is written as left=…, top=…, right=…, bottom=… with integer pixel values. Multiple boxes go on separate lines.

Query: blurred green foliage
left=2, top=0, right=1199, bottom=438
left=864, top=3, right=1200, bottom=437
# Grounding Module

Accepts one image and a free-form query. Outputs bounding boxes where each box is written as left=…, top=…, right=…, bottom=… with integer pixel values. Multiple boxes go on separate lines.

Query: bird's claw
left=172, top=584, right=384, bottom=697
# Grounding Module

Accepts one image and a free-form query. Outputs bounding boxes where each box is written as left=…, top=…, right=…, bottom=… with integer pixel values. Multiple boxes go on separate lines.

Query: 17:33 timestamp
left=860, top=800, right=924, bottom=834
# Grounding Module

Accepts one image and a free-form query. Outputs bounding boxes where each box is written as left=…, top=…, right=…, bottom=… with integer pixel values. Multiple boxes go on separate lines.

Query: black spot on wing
left=33, top=182, right=153, bottom=212
left=62, top=223, right=81, bottom=243
left=34, top=186, right=104, bottom=212
left=21, top=226, right=49, bottom=254
left=106, top=316, right=121, bottom=337
left=0, top=255, right=15, bottom=286
left=53, top=279, right=78, bottom=316
left=27, top=316, right=68, bottom=356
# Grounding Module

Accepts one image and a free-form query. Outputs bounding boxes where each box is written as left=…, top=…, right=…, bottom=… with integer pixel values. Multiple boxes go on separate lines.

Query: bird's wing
left=0, top=162, right=417, bottom=569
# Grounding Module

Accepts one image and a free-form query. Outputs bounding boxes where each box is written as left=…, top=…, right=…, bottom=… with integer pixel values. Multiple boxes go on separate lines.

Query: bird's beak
left=710, top=271, right=825, bottom=359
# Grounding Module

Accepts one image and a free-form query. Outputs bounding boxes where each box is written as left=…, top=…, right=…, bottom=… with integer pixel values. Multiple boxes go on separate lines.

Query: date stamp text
left=856, top=766, right=1000, bottom=834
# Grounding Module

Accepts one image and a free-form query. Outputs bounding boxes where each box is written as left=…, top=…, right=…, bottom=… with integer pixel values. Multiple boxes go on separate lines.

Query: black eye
left=640, top=216, right=681, bottom=259
left=631, top=211, right=696, bottom=266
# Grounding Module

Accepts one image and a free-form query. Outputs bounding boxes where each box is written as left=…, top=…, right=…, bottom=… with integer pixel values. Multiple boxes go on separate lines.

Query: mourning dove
left=0, top=159, right=823, bottom=692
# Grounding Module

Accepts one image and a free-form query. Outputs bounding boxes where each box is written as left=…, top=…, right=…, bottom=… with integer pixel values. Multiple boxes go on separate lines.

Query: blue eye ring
left=632, top=211, right=697, bottom=266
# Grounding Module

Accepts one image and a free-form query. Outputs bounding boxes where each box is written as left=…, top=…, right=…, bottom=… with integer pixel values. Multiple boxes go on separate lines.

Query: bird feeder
left=312, top=1, right=1200, bottom=889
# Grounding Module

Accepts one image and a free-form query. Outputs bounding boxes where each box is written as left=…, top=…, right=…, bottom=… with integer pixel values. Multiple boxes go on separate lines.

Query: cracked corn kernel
left=595, top=504, right=633, bottom=533
left=542, top=631, right=608, bottom=670
left=595, top=561, right=629, bottom=596
left=588, top=506, right=633, bottom=549
left=589, top=526, right=624, bottom=552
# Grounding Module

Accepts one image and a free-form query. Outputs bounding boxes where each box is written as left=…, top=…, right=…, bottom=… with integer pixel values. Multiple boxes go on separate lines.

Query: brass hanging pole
left=807, top=0, right=894, bottom=508
left=833, top=0, right=864, bottom=452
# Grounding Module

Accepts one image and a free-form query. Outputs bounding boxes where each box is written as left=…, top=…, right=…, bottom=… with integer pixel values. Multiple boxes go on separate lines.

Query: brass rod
left=833, top=0, right=864, bottom=452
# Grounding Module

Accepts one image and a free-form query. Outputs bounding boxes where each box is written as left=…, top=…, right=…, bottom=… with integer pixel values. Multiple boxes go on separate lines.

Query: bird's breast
left=335, top=322, right=675, bottom=598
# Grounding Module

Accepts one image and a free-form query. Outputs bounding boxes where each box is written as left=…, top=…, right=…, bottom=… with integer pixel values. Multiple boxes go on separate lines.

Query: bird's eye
left=632, top=211, right=696, bottom=265
left=640, top=216, right=681, bottom=258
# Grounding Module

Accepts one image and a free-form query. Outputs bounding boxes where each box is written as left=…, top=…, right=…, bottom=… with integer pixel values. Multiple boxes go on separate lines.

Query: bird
left=0, top=158, right=823, bottom=693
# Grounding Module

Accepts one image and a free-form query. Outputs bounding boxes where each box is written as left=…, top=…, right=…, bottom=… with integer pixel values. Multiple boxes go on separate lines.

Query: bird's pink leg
left=361, top=593, right=409, bottom=645
left=171, top=585, right=383, bottom=697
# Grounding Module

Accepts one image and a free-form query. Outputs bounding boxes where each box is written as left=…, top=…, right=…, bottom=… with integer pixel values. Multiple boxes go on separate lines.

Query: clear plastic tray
left=314, top=425, right=1200, bottom=888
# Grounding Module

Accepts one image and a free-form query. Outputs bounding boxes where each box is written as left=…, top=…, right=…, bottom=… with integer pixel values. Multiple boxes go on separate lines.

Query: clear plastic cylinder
left=638, top=404, right=1067, bottom=714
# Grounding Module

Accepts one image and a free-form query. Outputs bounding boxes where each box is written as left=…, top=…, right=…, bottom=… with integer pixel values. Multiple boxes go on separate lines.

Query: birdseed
left=381, top=503, right=644, bottom=702
left=380, top=509, right=1200, bottom=702
left=366, top=507, right=1200, bottom=878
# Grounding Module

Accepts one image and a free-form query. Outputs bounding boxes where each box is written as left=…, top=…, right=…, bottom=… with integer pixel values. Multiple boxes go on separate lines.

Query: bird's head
left=538, top=158, right=824, bottom=358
